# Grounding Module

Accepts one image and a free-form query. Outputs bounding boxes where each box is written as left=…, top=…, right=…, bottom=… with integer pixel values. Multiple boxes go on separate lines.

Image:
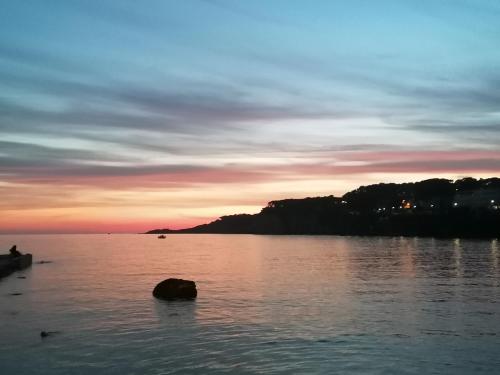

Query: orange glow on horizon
left=2, top=170, right=499, bottom=234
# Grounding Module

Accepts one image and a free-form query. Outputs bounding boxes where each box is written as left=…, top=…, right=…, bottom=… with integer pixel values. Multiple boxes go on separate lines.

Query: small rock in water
left=40, top=331, right=59, bottom=338
left=9, top=292, right=23, bottom=296
left=153, top=278, right=197, bottom=300
left=36, top=260, right=53, bottom=264
left=17, top=276, right=26, bottom=279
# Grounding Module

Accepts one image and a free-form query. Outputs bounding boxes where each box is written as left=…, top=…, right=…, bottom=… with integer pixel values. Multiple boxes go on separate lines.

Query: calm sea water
left=0, top=234, right=499, bottom=374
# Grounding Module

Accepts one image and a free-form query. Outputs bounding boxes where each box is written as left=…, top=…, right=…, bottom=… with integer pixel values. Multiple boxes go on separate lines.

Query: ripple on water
left=0, top=235, right=500, bottom=374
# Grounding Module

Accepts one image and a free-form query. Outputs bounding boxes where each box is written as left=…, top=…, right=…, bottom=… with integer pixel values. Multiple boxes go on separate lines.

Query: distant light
left=430, top=204, right=434, bottom=208
left=392, top=206, right=395, bottom=209
left=399, top=206, right=402, bottom=209
left=453, top=202, right=458, bottom=207
left=341, top=200, right=347, bottom=204
left=491, top=200, right=495, bottom=204
left=413, top=205, right=417, bottom=209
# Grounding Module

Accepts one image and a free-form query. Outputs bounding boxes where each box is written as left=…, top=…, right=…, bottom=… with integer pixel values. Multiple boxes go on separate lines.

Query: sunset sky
left=2, top=0, right=500, bottom=233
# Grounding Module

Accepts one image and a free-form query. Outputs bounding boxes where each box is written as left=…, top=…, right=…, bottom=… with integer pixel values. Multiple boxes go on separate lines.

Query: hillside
left=147, top=177, right=500, bottom=238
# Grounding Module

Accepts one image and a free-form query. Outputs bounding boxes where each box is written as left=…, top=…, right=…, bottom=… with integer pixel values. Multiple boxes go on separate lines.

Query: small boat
left=158, top=235, right=166, bottom=239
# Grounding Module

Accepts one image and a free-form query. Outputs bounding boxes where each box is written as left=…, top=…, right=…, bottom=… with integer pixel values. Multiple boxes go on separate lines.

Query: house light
left=453, top=202, right=458, bottom=207
left=491, top=200, right=495, bottom=204
left=430, top=204, right=434, bottom=208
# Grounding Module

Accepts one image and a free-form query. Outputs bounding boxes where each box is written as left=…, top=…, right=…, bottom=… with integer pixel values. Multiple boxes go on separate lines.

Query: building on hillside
left=455, top=187, right=500, bottom=209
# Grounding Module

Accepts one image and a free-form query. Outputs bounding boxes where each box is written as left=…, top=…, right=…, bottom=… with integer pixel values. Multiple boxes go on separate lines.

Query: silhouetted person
left=9, top=245, right=22, bottom=257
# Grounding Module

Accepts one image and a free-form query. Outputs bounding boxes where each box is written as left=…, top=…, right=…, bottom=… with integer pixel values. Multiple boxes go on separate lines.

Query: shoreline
left=143, top=231, right=500, bottom=240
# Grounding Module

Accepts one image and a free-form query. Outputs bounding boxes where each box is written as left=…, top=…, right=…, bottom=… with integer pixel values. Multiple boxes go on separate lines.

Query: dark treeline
left=147, top=177, right=500, bottom=238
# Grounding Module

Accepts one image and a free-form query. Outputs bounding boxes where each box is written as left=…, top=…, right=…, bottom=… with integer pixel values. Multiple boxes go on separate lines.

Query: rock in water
left=153, top=278, right=197, bottom=300
left=40, top=331, right=59, bottom=338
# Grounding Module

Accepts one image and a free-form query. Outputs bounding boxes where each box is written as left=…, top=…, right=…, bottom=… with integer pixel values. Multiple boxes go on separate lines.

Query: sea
left=0, top=234, right=499, bottom=374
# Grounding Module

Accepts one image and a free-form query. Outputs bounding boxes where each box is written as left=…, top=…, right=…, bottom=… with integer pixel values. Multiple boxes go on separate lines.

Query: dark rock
left=9, top=292, right=23, bottom=296
left=17, top=276, right=26, bottom=279
left=40, top=330, right=59, bottom=338
left=36, top=260, right=52, bottom=264
left=153, top=278, right=197, bottom=300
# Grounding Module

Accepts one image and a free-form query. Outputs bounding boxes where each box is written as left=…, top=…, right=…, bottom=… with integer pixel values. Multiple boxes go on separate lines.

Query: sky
left=1, top=0, right=500, bottom=233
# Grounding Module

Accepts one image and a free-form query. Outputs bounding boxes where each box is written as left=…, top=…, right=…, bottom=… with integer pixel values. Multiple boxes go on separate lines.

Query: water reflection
left=154, top=299, right=198, bottom=327
left=491, top=239, right=498, bottom=278
left=0, top=234, right=499, bottom=375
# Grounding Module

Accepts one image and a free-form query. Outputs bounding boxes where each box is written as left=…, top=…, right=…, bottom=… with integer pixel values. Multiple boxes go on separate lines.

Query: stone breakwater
left=0, top=253, right=33, bottom=279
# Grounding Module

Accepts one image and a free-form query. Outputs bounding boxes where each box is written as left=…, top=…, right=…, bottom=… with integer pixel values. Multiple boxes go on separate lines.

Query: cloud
left=2, top=147, right=500, bottom=190
left=0, top=67, right=339, bottom=138
left=2, top=42, right=500, bottom=195
left=0, top=44, right=92, bottom=75
left=198, top=0, right=299, bottom=28
left=0, top=140, right=123, bottom=164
